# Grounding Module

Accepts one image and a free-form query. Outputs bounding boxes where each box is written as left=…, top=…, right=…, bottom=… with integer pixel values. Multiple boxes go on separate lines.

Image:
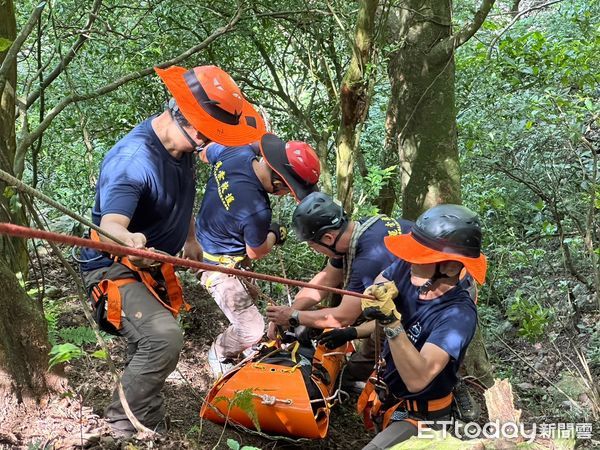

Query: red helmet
left=285, top=141, right=320, bottom=185
left=259, top=134, right=321, bottom=201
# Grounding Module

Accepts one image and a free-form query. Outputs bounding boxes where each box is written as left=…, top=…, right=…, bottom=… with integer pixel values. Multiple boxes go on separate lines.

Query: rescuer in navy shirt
left=266, top=192, right=413, bottom=383
left=355, top=204, right=487, bottom=449
left=78, top=65, right=266, bottom=437
left=196, top=133, right=321, bottom=377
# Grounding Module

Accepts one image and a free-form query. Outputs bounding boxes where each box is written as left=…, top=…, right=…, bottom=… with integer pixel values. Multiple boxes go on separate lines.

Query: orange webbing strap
left=89, top=230, right=189, bottom=318
left=382, top=401, right=405, bottom=430
left=356, top=371, right=382, bottom=432
left=405, top=392, right=453, bottom=414
left=97, top=278, right=136, bottom=329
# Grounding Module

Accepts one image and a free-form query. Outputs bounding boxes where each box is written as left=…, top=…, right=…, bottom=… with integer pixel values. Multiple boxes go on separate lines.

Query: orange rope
left=0, top=222, right=376, bottom=300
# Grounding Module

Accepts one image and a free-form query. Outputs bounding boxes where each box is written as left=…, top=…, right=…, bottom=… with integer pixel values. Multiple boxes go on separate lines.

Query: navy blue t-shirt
left=80, top=117, right=196, bottom=271
left=329, top=216, right=412, bottom=293
left=195, top=144, right=271, bottom=258
left=380, top=259, right=477, bottom=400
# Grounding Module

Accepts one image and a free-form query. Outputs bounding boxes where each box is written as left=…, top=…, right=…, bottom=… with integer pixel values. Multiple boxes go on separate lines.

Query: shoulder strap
left=343, top=215, right=383, bottom=288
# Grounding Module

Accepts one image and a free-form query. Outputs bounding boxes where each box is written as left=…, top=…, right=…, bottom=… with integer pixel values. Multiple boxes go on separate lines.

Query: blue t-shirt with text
left=80, top=117, right=196, bottom=271
left=195, top=144, right=271, bottom=258
left=381, top=259, right=477, bottom=400
left=329, top=216, right=412, bottom=293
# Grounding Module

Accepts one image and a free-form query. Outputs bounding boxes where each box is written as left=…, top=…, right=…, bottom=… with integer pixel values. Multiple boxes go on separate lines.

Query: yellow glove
left=361, top=281, right=401, bottom=325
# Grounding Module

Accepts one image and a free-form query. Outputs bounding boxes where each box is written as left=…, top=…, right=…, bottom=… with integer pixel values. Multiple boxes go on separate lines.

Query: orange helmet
left=155, top=65, right=266, bottom=146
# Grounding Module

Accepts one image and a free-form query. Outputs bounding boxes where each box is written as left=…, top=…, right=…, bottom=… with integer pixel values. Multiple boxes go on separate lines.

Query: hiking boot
left=453, top=380, right=480, bottom=422
left=208, top=343, right=236, bottom=378
left=107, top=420, right=136, bottom=439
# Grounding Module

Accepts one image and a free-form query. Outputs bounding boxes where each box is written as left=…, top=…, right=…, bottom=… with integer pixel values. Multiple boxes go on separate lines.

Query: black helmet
left=292, top=192, right=348, bottom=242
left=411, top=204, right=482, bottom=258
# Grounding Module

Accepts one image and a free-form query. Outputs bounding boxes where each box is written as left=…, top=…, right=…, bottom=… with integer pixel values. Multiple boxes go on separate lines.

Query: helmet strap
left=168, top=107, right=204, bottom=153
left=313, top=219, right=349, bottom=257
left=418, top=263, right=445, bottom=295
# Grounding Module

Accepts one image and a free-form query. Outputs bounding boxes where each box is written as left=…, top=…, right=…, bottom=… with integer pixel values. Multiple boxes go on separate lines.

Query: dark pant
left=345, top=328, right=384, bottom=382
left=362, top=420, right=419, bottom=449
left=83, top=263, right=184, bottom=432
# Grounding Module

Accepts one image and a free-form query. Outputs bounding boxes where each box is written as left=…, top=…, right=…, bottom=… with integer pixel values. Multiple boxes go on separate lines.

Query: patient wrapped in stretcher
left=200, top=328, right=351, bottom=439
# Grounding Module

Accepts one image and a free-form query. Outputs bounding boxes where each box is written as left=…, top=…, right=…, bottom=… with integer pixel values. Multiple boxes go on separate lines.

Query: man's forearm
left=298, top=307, right=354, bottom=328
left=186, top=215, right=196, bottom=241
left=388, top=330, right=433, bottom=392
left=355, top=320, right=377, bottom=338
left=292, top=291, right=323, bottom=310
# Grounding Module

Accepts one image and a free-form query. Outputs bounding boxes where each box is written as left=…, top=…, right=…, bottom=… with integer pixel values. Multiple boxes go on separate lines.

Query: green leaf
left=90, top=349, right=108, bottom=359
left=0, top=38, right=12, bottom=52
left=227, top=439, right=240, bottom=450
left=48, top=343, right=84, bottom=370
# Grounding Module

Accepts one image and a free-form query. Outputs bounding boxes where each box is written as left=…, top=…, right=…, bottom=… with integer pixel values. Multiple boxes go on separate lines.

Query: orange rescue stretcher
left=200, top=338, right=350, bottom=439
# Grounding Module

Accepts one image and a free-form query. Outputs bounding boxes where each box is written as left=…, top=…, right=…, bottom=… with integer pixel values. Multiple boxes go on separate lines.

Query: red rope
left=0, top=222, right=375, bottom=300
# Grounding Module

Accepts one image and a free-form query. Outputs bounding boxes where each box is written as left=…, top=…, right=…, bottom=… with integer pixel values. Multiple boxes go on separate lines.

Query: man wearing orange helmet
left=78, top=65, right=266, bottom=437
left=194, top=133, right=320, bottom=377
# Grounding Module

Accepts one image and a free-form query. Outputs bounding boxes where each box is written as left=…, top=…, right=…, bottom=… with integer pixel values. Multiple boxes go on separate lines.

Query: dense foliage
left=5, top=0, right=598, bottom=438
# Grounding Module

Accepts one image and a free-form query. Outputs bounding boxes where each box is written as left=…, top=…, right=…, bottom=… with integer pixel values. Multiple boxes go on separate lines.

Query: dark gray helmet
left=292, top=192, right=348, bottom=242
left=412, top=204, right=482, bottom=258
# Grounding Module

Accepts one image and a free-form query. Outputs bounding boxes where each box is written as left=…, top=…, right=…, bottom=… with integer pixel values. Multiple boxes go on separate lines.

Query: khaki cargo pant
left=83, top=263, right=183, bottom=433
left=200, top=270, right=264, bottom=359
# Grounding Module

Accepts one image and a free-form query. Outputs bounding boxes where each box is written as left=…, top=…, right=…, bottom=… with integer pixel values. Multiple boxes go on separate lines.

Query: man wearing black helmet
left=347, top=204, right=486, bottom=449
left=265, top=192, right=412, bottom=383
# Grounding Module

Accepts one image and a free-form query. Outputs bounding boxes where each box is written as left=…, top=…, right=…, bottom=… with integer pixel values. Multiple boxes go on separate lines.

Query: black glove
left=269, top=222, right=287, bottom=245
left=317, top=327, right=358, bottom=349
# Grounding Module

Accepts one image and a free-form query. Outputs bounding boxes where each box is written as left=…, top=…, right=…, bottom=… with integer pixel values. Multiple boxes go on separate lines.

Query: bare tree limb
left=15, top=6, right=245, bottom=166
left=432, top=0, right=496, bottom=60
left=454, top=0, right=496, bottom=48
left=26, top=0, right=103, bottom=108
left=0, top=1, right=47, bottom=94
left=487, top=0, right=565, bottom=58
left=251, top=35, right=319, bottom=138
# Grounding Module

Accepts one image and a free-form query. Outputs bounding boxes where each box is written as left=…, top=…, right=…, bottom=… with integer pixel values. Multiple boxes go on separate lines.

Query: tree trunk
left=0, top=258, right=53, bottom=410
left=0, top=0, right=54, bottom=412
left=336, top=0, right=379, bottom=213
left=316, top=132, right=334, bottom=195
left=385, top=2, right=461, bottom=220
left=0, top=0, right=29, bottom=275
left=385, top=0, right=495, bottom=380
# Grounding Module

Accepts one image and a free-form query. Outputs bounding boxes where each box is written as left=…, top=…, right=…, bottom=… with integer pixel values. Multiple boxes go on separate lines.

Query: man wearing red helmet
left=194, top=133, right=320, bottom=377
left=78, top=65, right=266, bottom=437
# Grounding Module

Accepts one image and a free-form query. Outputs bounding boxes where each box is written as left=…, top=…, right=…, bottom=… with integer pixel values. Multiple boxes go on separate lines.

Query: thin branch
left=432, top=0, right=497, bottom=60
left=251, top=34, right=319, bottom=138
left=0, top=1, right=47, bottom=94
left=487, top=0, right=565, bottom=57
left=26, top=0, right=103, bottom=108
left=15, top=6, right=245, bottom=160
left=454, top=0, right=496, bottom=48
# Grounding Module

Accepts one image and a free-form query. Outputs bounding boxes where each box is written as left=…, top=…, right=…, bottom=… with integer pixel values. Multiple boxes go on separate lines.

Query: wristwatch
left=384, top=322, right=405, bottom=340
left=288, top=310, right=301, bottom=327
